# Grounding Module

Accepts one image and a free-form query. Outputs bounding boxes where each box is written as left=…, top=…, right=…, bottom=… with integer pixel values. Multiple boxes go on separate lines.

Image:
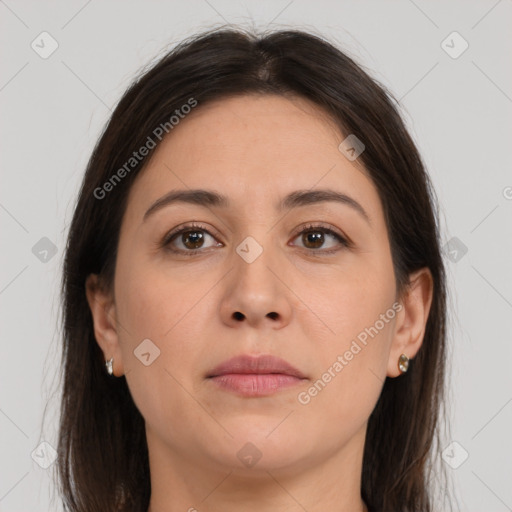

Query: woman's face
left=88, top=94, right=421, bottom=476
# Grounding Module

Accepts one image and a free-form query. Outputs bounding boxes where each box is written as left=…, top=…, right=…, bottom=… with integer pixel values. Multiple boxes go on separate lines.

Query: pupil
left=184, top=231, right=203, bottom=248
left=305, top=231, right=323, bottom=248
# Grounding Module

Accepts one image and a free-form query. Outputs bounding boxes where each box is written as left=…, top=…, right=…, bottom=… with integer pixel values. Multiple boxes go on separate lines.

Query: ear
left=387, top=267, right=433, bottom=377
left=85, top=274, right=124, bottom=377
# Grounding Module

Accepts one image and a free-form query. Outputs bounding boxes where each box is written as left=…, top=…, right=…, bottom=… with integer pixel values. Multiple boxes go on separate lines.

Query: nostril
left=233, top=311, right=244, bottom=321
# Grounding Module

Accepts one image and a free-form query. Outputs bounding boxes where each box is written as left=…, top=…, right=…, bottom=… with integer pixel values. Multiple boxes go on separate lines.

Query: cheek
left=304, top=254, right=396, bottom=344
left=296, top=258, right=396, bottom=416
left=115, top=256, right=212, bottom=343
left=114, top=268, right=213, bottom=437
left=296, top=316, right=394, bottom=443
left=112, top=257, right=197, bottom=381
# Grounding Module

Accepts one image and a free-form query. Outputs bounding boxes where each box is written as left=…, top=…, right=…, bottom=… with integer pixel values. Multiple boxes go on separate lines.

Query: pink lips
left=206, top=354, right=307, bottom=397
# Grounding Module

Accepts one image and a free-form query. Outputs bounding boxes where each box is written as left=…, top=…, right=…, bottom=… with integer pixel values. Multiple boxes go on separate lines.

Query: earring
left=398, top=353, right=409, bottom=374
left=105, top=357, right=114, bottom=376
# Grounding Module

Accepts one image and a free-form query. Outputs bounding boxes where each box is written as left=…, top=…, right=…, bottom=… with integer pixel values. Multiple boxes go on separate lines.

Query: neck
left=145, top=425, right=368, bottom=512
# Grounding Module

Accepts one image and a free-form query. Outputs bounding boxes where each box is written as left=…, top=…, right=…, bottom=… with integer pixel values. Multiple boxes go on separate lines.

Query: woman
left=57, top=26, right=450, bottom=512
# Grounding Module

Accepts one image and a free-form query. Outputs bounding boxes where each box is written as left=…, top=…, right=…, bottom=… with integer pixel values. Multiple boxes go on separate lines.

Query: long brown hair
left=54, top=26, right=451, bottom=511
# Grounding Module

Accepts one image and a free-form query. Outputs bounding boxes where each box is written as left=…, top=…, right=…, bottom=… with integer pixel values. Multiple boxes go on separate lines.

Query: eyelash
left=160, top=222, right=351, bottom=256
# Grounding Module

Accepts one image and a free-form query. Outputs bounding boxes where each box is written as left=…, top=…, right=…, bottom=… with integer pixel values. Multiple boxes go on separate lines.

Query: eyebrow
left=143, top=188, right=371, bottom=224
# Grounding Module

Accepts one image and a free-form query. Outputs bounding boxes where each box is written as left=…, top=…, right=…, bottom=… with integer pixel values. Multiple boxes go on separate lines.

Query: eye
left=160, top=222, right=350, bottom=256
left=161, top=223, right=222, bottom=255
left=290, top=223, right=350, bottom=253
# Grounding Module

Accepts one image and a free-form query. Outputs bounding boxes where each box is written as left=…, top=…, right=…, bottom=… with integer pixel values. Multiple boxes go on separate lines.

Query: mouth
left=206, top=354, right=307, bottom=397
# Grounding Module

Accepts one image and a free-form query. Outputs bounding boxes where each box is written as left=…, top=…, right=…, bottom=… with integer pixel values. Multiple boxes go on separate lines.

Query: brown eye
left=301, top=231, right=325, bottom=249
left=179, top=230, right=205, bottom=250
left=162, top=223, right=222, bottom=255
left=291, top=224, right=349, bottom=253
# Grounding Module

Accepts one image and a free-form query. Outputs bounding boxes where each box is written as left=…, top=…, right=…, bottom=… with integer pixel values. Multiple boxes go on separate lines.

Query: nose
left=219, top=241, right=293, bottom=330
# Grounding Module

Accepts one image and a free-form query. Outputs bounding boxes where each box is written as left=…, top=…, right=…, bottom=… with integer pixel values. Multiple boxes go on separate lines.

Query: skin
left=86, top=94, right=433, bottom=512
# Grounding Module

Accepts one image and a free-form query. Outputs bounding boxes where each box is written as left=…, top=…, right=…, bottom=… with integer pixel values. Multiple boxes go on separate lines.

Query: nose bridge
left=233, top=231, right=278, bottom=296
left=231, top=200, right=277, bottom=272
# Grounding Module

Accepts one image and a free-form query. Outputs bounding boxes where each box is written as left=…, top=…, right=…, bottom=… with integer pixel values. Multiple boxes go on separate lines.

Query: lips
left=206, top=354, right=307, bottom=397
left=206, top=354, right=306, bottom=379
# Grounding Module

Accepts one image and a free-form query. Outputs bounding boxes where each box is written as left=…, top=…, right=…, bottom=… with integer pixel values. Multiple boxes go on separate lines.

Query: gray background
left=1, top=1, right=511, bottom=511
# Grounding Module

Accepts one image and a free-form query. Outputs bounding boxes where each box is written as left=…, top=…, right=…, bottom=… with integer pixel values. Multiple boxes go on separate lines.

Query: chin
left=209, top=429, right=309, bottom=473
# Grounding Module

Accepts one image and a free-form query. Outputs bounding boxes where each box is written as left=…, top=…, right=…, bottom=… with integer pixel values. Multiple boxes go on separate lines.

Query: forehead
left=126, top=94, right=382, bottom=222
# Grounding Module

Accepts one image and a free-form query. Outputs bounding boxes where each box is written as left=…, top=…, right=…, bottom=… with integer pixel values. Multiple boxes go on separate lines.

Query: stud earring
left=105, top=357, right=114, bottom=376
left=398, top=353, right=409, bottom=374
